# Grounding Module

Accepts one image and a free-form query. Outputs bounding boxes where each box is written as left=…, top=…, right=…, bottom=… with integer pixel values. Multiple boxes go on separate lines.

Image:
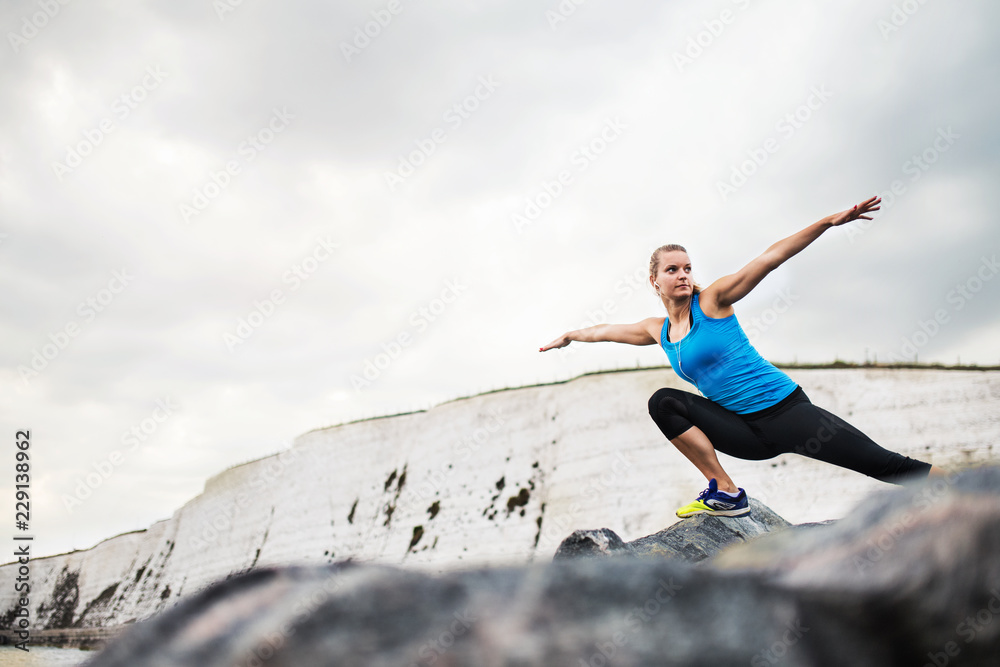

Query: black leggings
left=647, top=385, right=932, bottom=484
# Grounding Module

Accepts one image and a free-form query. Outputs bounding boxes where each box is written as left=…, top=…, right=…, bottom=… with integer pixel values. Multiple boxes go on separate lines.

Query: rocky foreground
left=81, top=467, right=1000, bottom=666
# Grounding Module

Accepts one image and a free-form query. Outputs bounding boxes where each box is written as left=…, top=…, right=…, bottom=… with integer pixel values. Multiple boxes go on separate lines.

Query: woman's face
left=654, top=250, right=693, bottom=299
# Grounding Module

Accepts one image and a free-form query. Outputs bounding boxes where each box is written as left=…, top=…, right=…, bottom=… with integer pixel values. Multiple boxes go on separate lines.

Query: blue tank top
left=659, top=293, right=798, bottom=414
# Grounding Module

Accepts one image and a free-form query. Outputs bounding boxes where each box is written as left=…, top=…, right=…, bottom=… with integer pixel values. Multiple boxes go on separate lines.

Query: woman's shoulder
left=693, top=288, right=735, bottom=320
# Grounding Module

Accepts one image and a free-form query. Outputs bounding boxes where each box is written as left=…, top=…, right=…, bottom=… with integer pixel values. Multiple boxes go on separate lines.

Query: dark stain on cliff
left=41, top=568, right=80, bottom=629
left=383, top=464, right=408, bottom=527
left=0, top=604, right=21, bottom=628
left=507, top=488, right=530, bottom=515
left=252, top=510, right=273, bottom=569
left=408, top=525, right=424, bottom=552
left=160, top=585, right=171, bottom=600
left=74, top=583, right=119, bottom=628
left=427, top=501, right=440, bottom=520
left=347, top=498, right=358, bottom=524
left=496, top=476, right=506, bottom=491
left=532, top=503, right=547, bottom=548
left=133, top=567, right=145, bottom=583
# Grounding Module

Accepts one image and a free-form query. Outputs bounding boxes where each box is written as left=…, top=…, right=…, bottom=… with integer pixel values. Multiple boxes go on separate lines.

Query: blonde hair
left=649, top=244, right=701, bottom=295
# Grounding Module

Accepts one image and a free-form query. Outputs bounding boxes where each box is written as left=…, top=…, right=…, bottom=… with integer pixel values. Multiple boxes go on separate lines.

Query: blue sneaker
left=675, top=478, right=750, bottom=517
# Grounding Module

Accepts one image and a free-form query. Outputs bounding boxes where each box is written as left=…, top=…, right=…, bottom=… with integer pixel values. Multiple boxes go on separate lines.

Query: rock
left=551, top=527, right=629, bottom=559
left=553, top=498, right=791, bottom=563
left=84, top=466, right=1000, bottom=666
left=712, top=467, right=1000, bottom=589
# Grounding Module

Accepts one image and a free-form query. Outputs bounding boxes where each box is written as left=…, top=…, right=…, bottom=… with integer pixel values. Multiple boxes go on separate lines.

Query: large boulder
left=553, top=498, right=790, bottom=562
left=84, top=467, right=1000, bottom=666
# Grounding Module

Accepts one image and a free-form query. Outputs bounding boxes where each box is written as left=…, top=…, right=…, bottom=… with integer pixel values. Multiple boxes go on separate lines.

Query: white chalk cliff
left=1, top=367, right=998, bottom=632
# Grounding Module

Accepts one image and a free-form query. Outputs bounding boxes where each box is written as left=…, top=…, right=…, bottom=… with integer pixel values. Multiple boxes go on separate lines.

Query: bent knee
left=648, top=388, right=689, bottom=417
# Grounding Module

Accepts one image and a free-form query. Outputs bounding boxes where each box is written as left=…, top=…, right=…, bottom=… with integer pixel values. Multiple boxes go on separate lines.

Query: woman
left=539, top=196, right=944, bottom=518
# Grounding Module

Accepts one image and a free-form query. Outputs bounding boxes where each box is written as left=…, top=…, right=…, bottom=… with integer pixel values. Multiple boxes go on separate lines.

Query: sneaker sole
left=676, top=507, right=751, bottom=518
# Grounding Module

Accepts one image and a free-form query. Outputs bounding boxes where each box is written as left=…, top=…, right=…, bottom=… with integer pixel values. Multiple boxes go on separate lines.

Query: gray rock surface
left=84, top=466, right=1000, bottom=666
left=553, top=498, right=790, bottom=562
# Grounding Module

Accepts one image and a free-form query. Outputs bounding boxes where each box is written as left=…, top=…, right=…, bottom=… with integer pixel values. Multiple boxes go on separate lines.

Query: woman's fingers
left=846, top=197, right=882, bottom=222
left=860, top=196, right=882, bottom=211
left=539, top=336, right=568, bottom=351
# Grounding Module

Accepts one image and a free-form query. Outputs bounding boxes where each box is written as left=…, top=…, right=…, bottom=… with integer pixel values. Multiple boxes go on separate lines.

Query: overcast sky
left=2, top=0, right=998, bottom=560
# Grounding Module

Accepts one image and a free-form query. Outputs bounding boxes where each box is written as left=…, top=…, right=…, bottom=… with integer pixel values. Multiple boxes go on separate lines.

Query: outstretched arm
left=539, top=317, right=662, bottom=351
left=703, top=196, right=880, bottom=311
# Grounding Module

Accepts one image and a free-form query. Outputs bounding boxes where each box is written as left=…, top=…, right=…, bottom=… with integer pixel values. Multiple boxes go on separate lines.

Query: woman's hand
left=539, top=333, right=572, bottom=352
left=829, top=195, right=881, bottom=227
